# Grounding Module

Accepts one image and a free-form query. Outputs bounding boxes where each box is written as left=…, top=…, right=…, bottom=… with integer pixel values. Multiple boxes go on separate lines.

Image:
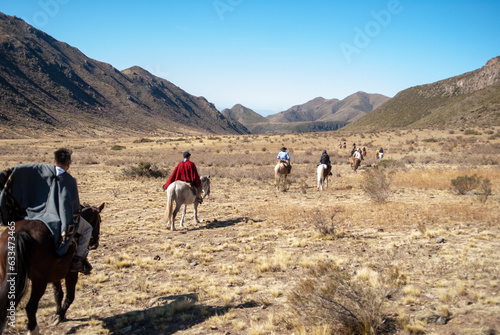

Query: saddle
left=280, top=160, right=292, bottom=173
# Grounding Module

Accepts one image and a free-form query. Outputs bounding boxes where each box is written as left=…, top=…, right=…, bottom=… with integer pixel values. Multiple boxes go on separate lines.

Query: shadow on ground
left=67, top=293, right=257, bottom=334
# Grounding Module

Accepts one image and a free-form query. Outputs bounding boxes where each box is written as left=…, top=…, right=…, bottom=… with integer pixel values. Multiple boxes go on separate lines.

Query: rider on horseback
left=277, top=147, right=291, bottom=173
left=163, top=152, right=202, bottom=203
left=319, top=150, right=333, bottom=175
left=0, top=148, right=93, bottom=274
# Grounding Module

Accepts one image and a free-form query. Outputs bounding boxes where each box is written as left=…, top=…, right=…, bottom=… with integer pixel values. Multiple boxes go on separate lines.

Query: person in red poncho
left=163, top=152, right=202, bottom=199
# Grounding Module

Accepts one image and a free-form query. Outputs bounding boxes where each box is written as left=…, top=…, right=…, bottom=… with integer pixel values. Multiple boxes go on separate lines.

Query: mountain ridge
left=0, top=12, right=249, bottom=138
left=346, top=56, right=500, bottom=129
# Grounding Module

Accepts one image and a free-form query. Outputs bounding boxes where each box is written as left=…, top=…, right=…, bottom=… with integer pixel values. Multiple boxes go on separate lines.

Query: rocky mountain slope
left=221, top=104, right=269, bottom=126
left=221, top=92, right=388, bottom=134
left=346, top=56, right=500, bottom=129
left=267, top=92, right=389, bottom=124
left=0, top=12, right=248, bottom=138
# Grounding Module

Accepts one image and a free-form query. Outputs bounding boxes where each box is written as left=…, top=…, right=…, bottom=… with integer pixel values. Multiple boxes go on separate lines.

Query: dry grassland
left=1, top=127, right=499, bottom=335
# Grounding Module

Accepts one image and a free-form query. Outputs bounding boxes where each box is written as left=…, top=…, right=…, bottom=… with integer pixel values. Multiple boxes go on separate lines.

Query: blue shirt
left=277, top=151, right=290, bottom=161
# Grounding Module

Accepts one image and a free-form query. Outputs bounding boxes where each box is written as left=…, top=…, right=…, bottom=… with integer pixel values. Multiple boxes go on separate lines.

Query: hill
left=267, top=92, right=389, bottom=124
left=0, top=13, right=249, bottom=138
left=346, top=56, right=500, bottom=130
left=221, top=103, right=347, bottom=134
left=221, top=104, right=268, bottom=125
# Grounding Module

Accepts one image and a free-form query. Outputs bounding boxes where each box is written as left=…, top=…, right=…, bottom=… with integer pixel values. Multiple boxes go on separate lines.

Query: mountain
left=221, top=104, right=269, bottom=125
left=221, top=103, right=347, bottom=134
left=267, top=92, right=389, bottom=124
left=346, top=56, right=500, bottom=129
left=0, top=13, right=249, bottom=138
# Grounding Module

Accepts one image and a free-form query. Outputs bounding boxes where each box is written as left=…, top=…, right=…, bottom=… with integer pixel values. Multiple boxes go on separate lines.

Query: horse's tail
left=163, top=184, right=175, bottom=226
left=0, top=230, right=34, bottom=330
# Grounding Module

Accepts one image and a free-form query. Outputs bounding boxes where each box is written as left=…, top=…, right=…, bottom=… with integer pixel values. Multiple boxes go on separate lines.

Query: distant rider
left=319, top=150, right=332, bottom=175
left=277, top=147, right=291, bottom=173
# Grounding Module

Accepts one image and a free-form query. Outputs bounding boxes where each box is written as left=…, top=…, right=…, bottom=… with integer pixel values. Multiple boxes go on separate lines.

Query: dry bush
left=451, top=174, right=481, bottom=195
left=288, top=263, right=393, bottom=335
left=478, top=178, right=492, bottom=203
left=121, top=161, right=169, bottom=179
left=362, top=167, right=393, bottom=203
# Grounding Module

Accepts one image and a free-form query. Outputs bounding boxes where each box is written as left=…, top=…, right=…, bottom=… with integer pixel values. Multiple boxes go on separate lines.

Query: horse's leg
left=50, top=281, right=64, bottom=326
left=193, top=202, right=199, bottom=223
left=26, top=280, right=47, bottom=334
left=179, top=204, right=187, bottom=228
left=50, top=272, right=78, bottom=326
left=171, top=203, right=182, bottom=231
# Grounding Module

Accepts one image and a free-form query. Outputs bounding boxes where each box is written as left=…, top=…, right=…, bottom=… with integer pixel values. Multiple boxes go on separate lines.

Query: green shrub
left=451, top=174, right=481, bottom=195
left=133, top=138, right=154, bottom=143
left=111, top=145, right=126, bottom=151
left=464, top=129, right=481, bottom=135
left=122, top=161, right=169, bottom=179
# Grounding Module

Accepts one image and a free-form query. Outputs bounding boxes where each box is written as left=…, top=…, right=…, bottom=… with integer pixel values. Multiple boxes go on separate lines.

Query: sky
left=2, top=1, right=500, bottom=116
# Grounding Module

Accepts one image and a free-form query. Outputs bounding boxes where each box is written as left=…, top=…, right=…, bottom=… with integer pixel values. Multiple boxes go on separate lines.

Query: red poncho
left=163, top=160, right=201, bottom=190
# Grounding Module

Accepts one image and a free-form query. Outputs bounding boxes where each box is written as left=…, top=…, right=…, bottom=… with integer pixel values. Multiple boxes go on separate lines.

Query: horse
left=274, top=160, right=290, bottom=191
left=163, top=176, right=211, bottom=231
left=352, top=158, right=361, bottom=173
left=0, top=203, right=104, bottom=335
left=317, top=164, right=332, bottom=191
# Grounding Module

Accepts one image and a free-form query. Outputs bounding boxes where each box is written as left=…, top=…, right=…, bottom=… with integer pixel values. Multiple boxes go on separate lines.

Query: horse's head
left=200, top=175, right=211, bottom=199
left=80, top=202, right=105, bottom=250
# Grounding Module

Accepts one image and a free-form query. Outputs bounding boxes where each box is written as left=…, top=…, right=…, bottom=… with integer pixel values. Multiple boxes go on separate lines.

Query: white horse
left=317, top=164, right=332, bottom=191
left=163, top=176, right=211, bottom=231
left=275, top=161, right=290, bottom=191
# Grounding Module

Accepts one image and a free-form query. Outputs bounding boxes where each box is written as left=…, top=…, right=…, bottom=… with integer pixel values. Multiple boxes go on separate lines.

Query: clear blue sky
left=2, top=0, right=499, bottom=115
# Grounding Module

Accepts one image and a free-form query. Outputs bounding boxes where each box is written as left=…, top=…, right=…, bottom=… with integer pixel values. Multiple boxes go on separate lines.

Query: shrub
left=122, top=161, right=169, bottom=179
left=362, top=167, right=393, bottom=203
left=133, top=138, right=154, bottom=143
left=309, top=209, right=336, bottom=236
left=464, top=129, right=481, bottom=135
left=111, top=145, right=126, bottom=151
left=288, top=263, right=393, bottom=335
left=478, top=178, right=492, bottom=203
left=451, top=174, right=481, bottom=195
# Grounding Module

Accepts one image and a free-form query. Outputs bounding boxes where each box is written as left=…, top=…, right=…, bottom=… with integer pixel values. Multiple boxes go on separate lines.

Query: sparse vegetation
left=0, top=127, right=499, bottom=334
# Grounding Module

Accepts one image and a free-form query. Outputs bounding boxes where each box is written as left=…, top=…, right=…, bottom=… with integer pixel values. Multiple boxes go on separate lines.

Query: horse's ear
left=98, top=202, right=105, bottom=212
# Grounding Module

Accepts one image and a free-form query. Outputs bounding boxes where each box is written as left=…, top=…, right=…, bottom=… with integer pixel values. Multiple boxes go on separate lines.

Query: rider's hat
left=183, top=151, right=191, bottom=158
left=281, top=147, right=287, bottom=151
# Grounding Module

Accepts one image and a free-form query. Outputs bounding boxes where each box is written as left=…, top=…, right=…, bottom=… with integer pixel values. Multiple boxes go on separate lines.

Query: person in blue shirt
left=277, top=147, right=291, bottom=173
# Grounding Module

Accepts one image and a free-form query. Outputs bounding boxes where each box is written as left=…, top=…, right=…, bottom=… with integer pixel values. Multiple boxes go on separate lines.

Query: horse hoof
left=50, top=314, right=63, bottom=326
left=28, top=325, right=41, bottom=335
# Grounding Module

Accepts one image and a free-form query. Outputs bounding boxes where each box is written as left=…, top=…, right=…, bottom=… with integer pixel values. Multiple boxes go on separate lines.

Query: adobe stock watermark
left=6, top=221, right=17, bottom=328
left=30, top=0, right=70, bottom=28
left=339, top=0, right=404, bottom=64
left=213, top=0, right=243, bottom=21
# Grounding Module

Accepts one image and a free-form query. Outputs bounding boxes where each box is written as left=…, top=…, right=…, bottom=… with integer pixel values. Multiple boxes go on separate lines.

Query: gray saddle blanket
left=0, top=164, right=80, bottom=256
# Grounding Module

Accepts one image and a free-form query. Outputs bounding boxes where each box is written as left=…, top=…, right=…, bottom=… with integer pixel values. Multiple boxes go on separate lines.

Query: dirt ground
left=0, top=128, right=499, bottom=335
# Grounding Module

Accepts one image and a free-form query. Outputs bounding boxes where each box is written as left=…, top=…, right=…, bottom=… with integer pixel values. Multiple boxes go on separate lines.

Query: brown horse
left=0, top=203, right=104, bottom=335
left=352, top=158, right=361, bottom=173
left=274, top=161, right=290, bottom=191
